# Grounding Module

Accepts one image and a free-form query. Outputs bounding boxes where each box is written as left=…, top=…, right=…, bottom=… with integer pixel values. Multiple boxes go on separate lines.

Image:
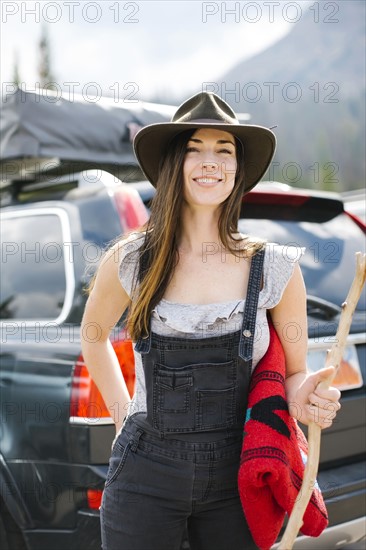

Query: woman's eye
left=186, top=147, right=199, bottom=153
left=218, top=148, right=233, bottom=154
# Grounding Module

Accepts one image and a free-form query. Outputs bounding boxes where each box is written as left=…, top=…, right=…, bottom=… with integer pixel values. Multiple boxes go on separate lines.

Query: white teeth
left=195, top=178, right=219, bottom=183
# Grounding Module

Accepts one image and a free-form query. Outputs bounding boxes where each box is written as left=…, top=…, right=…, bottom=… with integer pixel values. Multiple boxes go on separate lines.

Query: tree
left=38, top=25, right=57, bottom=90
left=12, top=49, right=21, bottom=86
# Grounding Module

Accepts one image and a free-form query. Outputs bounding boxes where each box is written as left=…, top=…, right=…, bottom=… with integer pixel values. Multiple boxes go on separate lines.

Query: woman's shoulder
left=105, top=230, right=144, bottom=268
left=259, top=241, right=306, bottom=309
left=113, top=230, right=146, bottom=256
left=111, top=231, right=146, bottom=297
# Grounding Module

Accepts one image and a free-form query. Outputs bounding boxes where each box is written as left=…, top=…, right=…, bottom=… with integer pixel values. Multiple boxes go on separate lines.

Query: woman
left=81, top=92, right=341, bottom=550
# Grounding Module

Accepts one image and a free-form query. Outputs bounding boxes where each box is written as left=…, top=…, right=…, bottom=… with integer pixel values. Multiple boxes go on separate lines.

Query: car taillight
left=345, top=210, right=366, bottom=233
left=113, top=187, right=149, bottom=232
left=87, top=489, right=103, bottom=510
left=70, top=336, right=135, bottom=419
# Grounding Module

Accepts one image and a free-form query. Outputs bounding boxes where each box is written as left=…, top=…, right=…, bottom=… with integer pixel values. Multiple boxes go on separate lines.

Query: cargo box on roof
left=0, top=87, right=176, bottom=184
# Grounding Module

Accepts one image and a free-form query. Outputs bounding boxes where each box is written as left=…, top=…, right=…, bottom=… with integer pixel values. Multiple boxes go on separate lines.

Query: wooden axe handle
left=278, top=252, right=366, bottom=550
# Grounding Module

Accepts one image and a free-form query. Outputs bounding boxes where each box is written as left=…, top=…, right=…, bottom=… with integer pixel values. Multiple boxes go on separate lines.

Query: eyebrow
left=188, top=138, right=236, bottom=146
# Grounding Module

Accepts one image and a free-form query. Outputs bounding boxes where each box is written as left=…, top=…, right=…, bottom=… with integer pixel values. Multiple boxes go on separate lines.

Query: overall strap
left=238, top=247, right=266, bottom=365
left=134, top=324, right=152, bottom=354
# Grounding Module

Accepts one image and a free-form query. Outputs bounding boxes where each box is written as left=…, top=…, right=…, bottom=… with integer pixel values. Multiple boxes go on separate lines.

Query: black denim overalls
left=100, top=249, right=265, bottom=550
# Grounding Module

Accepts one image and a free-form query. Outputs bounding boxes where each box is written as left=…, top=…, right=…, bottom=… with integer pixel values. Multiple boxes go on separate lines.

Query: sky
left=1, top=1, right=312, bottom=102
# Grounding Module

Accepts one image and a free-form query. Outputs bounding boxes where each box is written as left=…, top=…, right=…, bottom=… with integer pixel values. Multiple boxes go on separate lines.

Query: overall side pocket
left=104, top=440, right=132, bottom=488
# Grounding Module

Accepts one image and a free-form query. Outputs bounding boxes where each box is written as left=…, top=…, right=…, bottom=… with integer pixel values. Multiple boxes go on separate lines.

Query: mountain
left=205, top=1, right=365, bottom=191
left=223, top=0, right=364, bottom=99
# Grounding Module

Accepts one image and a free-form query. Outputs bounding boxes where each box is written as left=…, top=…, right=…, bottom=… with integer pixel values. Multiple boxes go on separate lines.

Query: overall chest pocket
left=196, top=386, right=236, bottom=429
left=152, top=359, right=238, bottom=433
left=156, top=370, right=193, bottom=413
left=192, top=360, right=237, bottom=430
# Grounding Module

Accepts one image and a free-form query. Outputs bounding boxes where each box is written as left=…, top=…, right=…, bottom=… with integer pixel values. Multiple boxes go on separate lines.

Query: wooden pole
left=278, top=252, right=366, bottom=550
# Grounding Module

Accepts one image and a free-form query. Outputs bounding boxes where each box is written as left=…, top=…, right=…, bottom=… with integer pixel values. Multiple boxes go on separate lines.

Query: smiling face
left=182, top=128, right=237, bottom=208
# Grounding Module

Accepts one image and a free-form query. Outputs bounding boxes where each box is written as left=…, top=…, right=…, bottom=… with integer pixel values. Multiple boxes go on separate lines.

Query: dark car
left=1, top=173, right=365, bottom=550
left=0, top=87, right=175, bottom=550
left=1, top=89, right=365, bottom=550
left=133, top=180, right=366, bottom=550
left=0, top=171, right=148, bottom=550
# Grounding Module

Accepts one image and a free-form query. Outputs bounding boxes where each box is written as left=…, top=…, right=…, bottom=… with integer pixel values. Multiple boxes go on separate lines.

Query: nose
left=201, top=161, right=220, bottom=178
left=201, top=160, right=219, bottom=173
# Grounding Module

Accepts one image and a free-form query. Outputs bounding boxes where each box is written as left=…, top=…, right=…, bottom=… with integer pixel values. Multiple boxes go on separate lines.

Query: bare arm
left=270, top=263, right=341, bottom=428
left=81, top=243, right=131, bottom=433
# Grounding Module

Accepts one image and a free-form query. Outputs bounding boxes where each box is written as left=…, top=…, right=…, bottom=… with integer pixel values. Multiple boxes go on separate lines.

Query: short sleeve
left=258, top=243, right=306, bottom=309
left=117, top=232, right=145, bottom=297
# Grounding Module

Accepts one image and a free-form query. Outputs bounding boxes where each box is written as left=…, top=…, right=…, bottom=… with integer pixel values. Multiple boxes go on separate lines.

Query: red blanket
left=238, top=320, right=328, bottom=550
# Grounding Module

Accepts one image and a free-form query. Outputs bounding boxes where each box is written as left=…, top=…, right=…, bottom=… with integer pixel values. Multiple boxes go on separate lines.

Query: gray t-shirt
left=118, top=232, right=305, bottom=419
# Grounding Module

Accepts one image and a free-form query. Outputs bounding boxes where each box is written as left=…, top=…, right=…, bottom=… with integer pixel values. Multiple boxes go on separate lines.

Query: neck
left=179, top=203, right=223, bottom=256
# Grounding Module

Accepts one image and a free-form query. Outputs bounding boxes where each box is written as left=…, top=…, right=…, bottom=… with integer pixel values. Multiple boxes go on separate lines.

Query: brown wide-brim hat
left=133, top=91, right=276, bottom=194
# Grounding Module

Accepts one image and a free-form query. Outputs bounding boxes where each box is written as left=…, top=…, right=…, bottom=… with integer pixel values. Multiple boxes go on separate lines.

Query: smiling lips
left=193, top=177, right=222, bottom=186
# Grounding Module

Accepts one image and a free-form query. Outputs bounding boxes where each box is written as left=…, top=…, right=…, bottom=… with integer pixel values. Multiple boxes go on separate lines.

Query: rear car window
left=239, top=211, right=366, bottom=310
left=1, top=210, right=69, bottom=320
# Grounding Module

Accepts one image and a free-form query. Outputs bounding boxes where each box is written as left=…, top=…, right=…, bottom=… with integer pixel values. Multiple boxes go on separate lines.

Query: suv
left=1, top=88, right=365, bottom=550
left=0, top=171, right=148, bottom=550
left=1, top=174, right=365, bottom=550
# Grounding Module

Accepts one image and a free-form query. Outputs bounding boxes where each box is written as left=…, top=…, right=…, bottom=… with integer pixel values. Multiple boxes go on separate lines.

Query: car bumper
left=22, top=512, right=366, bottom=550
left=272, top=517, right=366, bottom=550
left=23, top=510, right=101, bottom=550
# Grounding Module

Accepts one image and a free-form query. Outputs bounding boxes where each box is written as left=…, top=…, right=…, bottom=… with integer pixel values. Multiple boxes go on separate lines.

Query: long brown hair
left=127, top=129, right=265, bottom=341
